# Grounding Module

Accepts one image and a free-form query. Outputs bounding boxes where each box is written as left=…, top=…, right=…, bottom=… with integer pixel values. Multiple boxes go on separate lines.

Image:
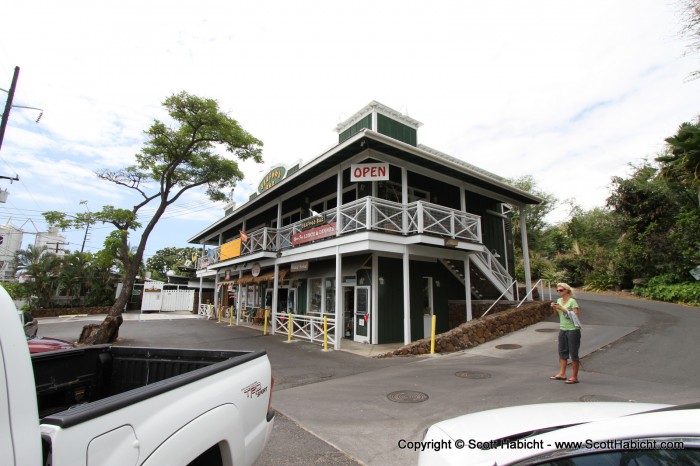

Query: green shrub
left=634, top=281, right=700, bottom=306
left=584, top=272, right=618, bottom=291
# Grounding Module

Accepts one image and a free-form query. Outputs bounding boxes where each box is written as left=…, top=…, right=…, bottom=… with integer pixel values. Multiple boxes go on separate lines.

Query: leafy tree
left=44, top=91, right=262, bottom=344
left=553, top=206, right=624, bottom=288
left=507, top=176, right=561, bottom=281
left=607, top=159, right=699, bottom=283
left=678, top=0, right=700, bottom=80
left=146, top=246, right=199, bottom=281
left=14, top=246, right=63, bottom=309
left=508, top=175, right=558, bottom=254
left=656, top=120, right=700, bottom=204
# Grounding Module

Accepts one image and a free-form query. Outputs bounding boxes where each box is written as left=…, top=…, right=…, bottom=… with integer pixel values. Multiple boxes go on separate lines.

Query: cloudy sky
left=1, top=0, right=698, bottom=261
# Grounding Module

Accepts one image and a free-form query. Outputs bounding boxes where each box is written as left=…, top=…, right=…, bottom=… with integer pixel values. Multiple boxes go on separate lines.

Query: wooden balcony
left=197, top=196, right=482, bottom=269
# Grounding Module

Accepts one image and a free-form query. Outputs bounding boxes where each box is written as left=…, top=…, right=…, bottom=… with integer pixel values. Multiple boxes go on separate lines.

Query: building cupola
left=335, top=101, right=422, bottom=146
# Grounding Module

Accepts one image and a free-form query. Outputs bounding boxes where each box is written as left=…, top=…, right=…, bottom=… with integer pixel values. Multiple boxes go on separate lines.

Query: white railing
left=516, top=279, right=552, bottom=307
left=273, top=314, right=336, bottom=347
left=472, top=246, right=512, bottom=291
left=481, top=279, right=519, bottom=318
left=405, top=201, right=482, bottom=240
left=200, top=196, right=483, bottom=265
left=198, top=304, right=215, bottom=319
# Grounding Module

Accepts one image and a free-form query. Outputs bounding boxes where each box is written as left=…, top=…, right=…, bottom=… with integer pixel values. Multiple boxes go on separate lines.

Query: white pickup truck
left=0, top=286, right=275, bottom=466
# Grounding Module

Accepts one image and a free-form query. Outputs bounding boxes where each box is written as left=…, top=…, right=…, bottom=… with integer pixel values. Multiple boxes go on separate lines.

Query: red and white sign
left=350, top=163, right=389, bottom=182
left=292, top=223, right=337, bottom=246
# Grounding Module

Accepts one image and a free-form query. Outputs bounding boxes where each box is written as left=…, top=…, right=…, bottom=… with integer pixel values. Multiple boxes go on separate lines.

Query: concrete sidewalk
left=272, top=321, right=700, bottom=466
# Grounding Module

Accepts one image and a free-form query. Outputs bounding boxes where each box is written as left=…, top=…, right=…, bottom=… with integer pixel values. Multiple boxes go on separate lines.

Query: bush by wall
left=379, top=301, right=552, bottom=357
left=634, top=282, right=700, bottom=306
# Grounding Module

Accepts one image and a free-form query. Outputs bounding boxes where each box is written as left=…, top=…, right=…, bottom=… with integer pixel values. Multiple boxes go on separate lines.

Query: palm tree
left=60, top=252, right=91, bottom=306
left=14, top=246, right=63, bottom=309
left=657, top=120, right=700, bottom=204
left=14, top=244, right=47, bottom=275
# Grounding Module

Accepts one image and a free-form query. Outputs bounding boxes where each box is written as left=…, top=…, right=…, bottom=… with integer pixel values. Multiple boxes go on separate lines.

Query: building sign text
left=350, top=163, right=389, bottom=182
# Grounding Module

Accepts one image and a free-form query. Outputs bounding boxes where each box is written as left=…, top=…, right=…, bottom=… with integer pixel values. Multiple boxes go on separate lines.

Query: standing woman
left=549, top=283, right=582, bottom=384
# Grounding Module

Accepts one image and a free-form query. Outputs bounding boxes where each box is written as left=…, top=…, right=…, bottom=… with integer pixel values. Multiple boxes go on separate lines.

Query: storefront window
left=325, top=278, right=336, bottom=314
left=309, top=278, right=322, bottom=313
left=247, top=287, right=254, bottom=308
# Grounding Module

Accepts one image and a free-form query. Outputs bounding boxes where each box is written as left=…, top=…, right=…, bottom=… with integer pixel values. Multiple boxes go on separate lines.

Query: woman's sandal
left=549, top=375, right=567, bottom=380
left=565, top=379, right=579, bottom=384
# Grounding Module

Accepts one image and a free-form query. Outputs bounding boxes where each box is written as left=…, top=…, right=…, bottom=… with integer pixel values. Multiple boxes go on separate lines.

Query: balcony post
left=417, top=201, right=424, bottom=234
left=336, top=166, right=343, bottom=236
left=365, top=196, right=372, bottom=230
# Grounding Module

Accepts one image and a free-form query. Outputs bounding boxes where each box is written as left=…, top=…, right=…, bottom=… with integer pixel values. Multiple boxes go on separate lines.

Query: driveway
left=37, top=293, right=700, bottom=465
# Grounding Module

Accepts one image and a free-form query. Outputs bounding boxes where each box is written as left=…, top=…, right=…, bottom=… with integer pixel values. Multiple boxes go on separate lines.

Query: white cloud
left=1, top=0, right=698, bottom=255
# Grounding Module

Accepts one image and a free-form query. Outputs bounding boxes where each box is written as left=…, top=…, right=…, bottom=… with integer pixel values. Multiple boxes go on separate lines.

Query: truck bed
left=32, top=345, right=265, bottom=427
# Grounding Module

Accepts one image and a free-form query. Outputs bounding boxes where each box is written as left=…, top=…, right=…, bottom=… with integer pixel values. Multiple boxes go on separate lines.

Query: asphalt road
left=37, top=292, right=700, bottom=465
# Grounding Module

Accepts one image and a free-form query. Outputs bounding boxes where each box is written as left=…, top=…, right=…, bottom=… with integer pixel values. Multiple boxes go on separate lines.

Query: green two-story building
left=189, top=101, right=541, bottom=348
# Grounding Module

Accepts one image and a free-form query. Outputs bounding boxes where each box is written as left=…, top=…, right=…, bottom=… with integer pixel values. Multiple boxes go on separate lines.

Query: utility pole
left=0, top=66, right=20, bottom=152
left=79, top=200, right=92, bottom=253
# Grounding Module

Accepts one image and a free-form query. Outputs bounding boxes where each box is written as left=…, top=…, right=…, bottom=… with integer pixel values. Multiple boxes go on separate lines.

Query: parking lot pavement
left=38, top=303, right=700, bottom=466
left=271, top=320, right=700, bottom=466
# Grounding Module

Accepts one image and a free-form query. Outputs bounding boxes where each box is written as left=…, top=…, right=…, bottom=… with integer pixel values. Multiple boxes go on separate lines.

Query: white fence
left=273, top=314, right=336, bottom=347
left=142, top=289, right=195, bottom=312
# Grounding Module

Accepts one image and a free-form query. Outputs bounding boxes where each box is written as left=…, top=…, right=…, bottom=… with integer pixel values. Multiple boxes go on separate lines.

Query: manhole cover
left=387, top=391, right=429, bottom=403
left=495, top=344, right=522, bottom=350
left=455, top=371, right=492, bottom=379
left=580, top=395, right=629, bottom=402
left=536, top=328, right=558, bottom=333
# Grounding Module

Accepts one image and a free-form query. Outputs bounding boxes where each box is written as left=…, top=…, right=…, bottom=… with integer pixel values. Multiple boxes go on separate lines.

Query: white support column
left=272, top=263, right=279, bottom=329
left=402, top=247, right=411, bottom=345
left=372, top=253, right=379, bottom=345
left=335, top=248, right=342, bottom=350
left=336, top=166, right=343, bottom=236
left=519, top=206, right=533, bottom=300
left=198, top=276, right=203, bottom=310
left=236, top=271, right=242, bottom=326
left=402, top=167, right=408, bottom=234
left=460, top=186, right=466, bottom=212
left=277, top=200, right=282, bottom=228
left=464, top=256, right=472, bottom=321
left=214, top=273, right=219, bottom=309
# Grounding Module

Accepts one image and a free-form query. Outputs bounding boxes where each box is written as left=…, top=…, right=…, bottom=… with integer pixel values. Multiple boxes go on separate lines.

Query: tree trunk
left=77, top=314, right=123, bottom=345
left=77, top=257, right=140, bottom=345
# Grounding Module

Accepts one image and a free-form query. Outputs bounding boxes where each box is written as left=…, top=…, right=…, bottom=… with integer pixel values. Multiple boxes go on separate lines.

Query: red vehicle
left=27, top=337, right=74, bottom=354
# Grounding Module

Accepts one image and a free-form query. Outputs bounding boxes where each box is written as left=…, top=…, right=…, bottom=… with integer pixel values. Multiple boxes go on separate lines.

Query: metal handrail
left=481, top=279, right=519, bottom=318
left=516, top=279, right=552, bottom=307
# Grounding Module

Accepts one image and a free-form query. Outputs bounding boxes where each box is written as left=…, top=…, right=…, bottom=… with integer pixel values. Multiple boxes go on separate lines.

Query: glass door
left=343, top=286, right=354, bottom=338
left=354, top=286, right=371, bottom=343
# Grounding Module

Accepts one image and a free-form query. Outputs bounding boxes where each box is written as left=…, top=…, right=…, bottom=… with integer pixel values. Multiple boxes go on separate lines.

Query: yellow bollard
left=323, top=316, right=328, bottom=351
left=216, top=305, right=222, bottom=323
left=287, top=312, right=292, bottom=342
left=228, top=306, right=234, bottom=327
left=430, top=314, right=437, bottom=355
left=263, top=309, right=269, bottom=335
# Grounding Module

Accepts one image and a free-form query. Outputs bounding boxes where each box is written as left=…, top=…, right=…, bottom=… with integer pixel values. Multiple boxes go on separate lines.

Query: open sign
left=350, top=163, right=389, bottom=182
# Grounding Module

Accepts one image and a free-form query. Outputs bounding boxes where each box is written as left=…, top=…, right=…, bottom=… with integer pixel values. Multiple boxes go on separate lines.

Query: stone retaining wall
left=32, top=307, right=111, bottom=318
left=379, top=301, right=552, bottom=357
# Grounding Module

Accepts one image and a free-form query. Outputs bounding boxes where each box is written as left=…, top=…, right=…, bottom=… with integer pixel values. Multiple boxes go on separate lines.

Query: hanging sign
left=292, top=223, right=337, bottom=246
left=254, top=161, right=302, bottom=196
left=258, top=166, right=286, bottom=194
left=291, top=261, right=309, bottom=272
left=350, top=163, right=389, bottom=182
